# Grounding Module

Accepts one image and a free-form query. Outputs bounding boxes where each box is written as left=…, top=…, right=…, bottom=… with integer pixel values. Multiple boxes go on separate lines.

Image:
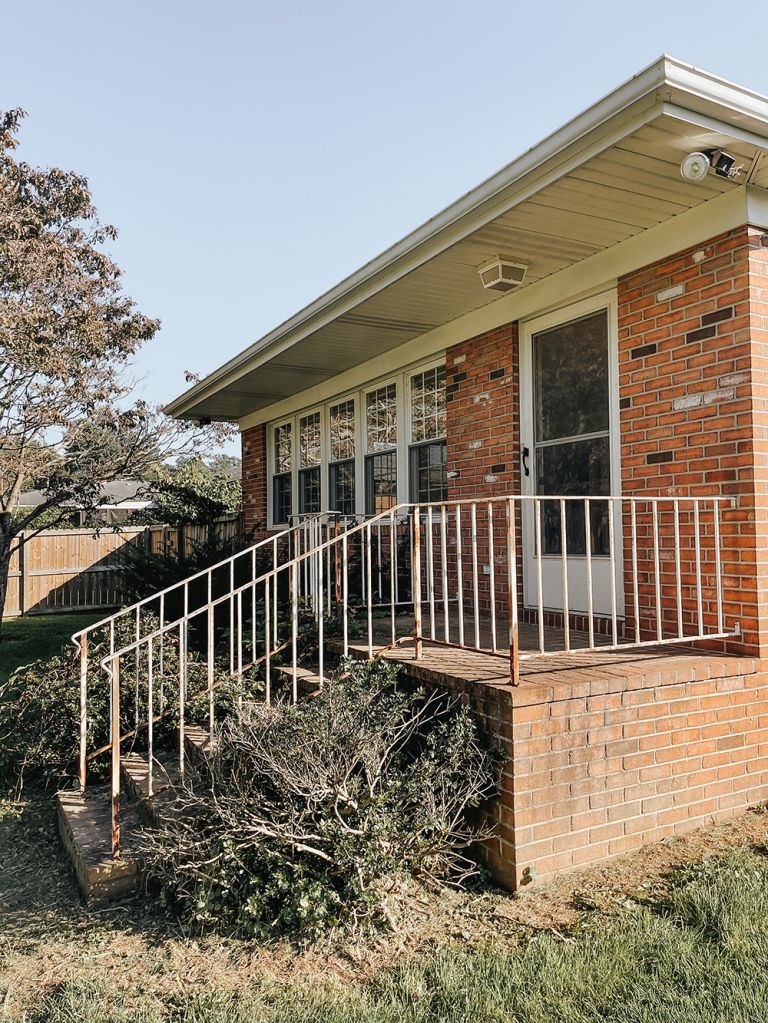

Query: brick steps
left=273, top=663, right=324, bottom=697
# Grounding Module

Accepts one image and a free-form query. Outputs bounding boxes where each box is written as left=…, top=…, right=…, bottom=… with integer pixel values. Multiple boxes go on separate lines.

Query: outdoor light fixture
left=680, top=149, right=743, bottom=183
left=478, top=255, right=528, bottom=292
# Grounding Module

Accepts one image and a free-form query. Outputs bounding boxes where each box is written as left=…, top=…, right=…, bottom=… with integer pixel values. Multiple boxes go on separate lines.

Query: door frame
left=518, top=289, right=624, bottom=616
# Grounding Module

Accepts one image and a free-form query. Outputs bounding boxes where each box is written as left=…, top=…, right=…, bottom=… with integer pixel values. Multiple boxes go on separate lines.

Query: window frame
left=266, top=358, right=447, bottom=528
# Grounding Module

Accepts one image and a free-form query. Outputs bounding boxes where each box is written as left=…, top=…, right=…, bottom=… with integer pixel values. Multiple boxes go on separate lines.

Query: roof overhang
left=165, top=55, right=768, bottom=424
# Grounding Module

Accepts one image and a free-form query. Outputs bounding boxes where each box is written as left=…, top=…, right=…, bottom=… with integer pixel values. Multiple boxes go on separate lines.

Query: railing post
left=413, top=507, right=422, bottom=660
left=79, top=635, right=88, bottom=790
left=110, top=655, right=121, bottom=859
left=506, top=499, right=520, bottom=686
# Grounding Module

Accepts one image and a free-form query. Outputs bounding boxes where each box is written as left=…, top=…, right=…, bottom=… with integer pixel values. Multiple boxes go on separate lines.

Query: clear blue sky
left=2, top=1, right=763, bottom=417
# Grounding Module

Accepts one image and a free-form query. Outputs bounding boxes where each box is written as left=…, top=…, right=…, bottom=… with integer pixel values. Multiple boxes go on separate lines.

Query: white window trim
left=267, top=355, right=447, bottom=527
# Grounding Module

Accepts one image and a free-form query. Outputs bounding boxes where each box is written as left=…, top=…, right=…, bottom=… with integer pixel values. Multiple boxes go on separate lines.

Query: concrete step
left=184, top=725, right=216, bottom=765
left=57, top=786, right=142, bottom=907
left=273, top=663, right=323, bottom=697
left=120, top=751, right=181, bottom=826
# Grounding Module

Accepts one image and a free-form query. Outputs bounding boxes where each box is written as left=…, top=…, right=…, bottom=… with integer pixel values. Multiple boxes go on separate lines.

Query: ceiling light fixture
left=478, top=255, right=528, bottom=292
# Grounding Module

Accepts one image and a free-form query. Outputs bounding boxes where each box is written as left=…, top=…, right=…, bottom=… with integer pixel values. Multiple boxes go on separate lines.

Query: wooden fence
left=3, top=516, right=241, bottom=618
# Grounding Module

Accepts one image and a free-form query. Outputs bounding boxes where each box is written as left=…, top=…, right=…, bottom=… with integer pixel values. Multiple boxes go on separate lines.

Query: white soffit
left=165, top=56, right=768, bottom=422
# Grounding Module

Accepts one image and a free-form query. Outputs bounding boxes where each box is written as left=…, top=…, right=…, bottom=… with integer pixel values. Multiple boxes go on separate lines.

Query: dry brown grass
left=1, top=792, right=767, bottom=1018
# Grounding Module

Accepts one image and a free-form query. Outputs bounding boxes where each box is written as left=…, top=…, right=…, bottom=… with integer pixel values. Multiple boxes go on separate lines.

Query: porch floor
left=342, top=613, right=754, bottom=699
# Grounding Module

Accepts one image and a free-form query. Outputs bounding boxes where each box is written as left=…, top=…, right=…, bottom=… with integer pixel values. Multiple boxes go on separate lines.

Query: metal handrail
left=93, top=492, right=739, bottom=859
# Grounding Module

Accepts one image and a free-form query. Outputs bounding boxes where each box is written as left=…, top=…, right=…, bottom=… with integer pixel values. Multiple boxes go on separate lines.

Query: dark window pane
left=330, top=460, right=355, bottom=515
left=365, top=451, right=397, bottom=514
left=410, top=441, right=447, bottom=503
left=273, top=473, right=292, bottom=523
left=536, top=436, right=610, bottom=555
left=534, top=310, right=609, bottom=442
left=299, top=467, right=321, bottom=514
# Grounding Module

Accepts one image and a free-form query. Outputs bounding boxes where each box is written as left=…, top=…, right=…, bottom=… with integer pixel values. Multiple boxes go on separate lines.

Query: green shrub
left=0, top=614, right=257, bottom=793
left=141, top=658, right=497, bottom=940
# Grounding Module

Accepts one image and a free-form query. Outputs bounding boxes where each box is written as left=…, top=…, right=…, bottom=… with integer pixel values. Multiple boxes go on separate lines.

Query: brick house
left=158, top=56, right=768, bottom=891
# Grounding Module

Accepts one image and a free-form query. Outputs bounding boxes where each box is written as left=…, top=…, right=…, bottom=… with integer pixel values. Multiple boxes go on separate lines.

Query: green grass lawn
left=0, top=612, right=104, bottom=684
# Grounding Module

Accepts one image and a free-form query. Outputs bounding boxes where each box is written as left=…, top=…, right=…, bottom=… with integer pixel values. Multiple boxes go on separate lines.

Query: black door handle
left=522, top=446, right=530, bottom=477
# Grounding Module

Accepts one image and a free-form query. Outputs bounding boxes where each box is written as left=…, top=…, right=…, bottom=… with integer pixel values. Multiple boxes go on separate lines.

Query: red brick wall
left=445, top=322, right=520, bottom=501
left=409, top=653, right=768, bottom=890
left=506, top=654, right=768, bottom=886
left=617, top=226, right=768, bottom=657
left=241, top=424, right=268, bottom=535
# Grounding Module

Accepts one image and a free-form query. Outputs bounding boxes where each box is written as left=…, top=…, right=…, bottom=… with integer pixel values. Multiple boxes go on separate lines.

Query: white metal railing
left=83, top=493, right=738, bottom=858
left=71, top=510, right=348, bottom=793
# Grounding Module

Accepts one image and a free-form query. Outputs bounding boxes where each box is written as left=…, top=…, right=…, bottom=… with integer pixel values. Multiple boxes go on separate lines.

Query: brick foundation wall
left=241, top=424, right=268, bottom=535
left=407, top=654, right=768, bottom=891
left=617, top=226, right=768, bottom=657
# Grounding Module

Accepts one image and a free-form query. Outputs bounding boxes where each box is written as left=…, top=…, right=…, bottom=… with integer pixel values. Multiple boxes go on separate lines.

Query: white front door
left=520, top=295, right=624, bottom=619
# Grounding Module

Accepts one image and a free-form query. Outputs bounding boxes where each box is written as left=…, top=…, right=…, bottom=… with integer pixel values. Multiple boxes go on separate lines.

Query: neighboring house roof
left=165, top=55, right=768, bottom=425
left=17, top=479, right=155, bottom=511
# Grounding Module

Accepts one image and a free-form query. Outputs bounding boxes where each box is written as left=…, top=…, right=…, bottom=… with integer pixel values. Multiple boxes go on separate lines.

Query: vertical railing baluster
left=426, top=506, right=435, bottom=639
left=413, top=507, right=422, bottom=659
left=390, top=509, right=396, bottom=645
left=291, top=560, right=298, bottom=703
left=237, top=590, right=243, bottom=677
left=584, top=499, right=594, bottom=650
left=560, top=498, right=570, bottom=652
left=440, top=504, right=449, bottom=643
left=318, top=542, right=324, bottom=686
left=366, top=521, right=373, bottom=658
left=342, top=531, right=349, bottom=657
left=207, top=602, right=214, bottom=737
left=694, top=500, right=703, bottom=638
left=714, top=499, right=724, bottom=634
left=147, top=637, right=154, bottom=799
left=488, top=502, right=497, bottom=653
left=673, top=501, right=683, bottom=639
left=229, top=562, right=235, bottom=675
left=79, top=636, right=88, bottom=790
left=652, top=501, right=662, bottom=642
left=272, top=537, right=279, bottom=647
left=535, top=498, right=545, bottom=654
left=471, top=502, right=480, bottom=650
left=134, top=606, right=140, bottom=727
left=110, top=655, right=120, bottom=858
left=507, top=498, right=520, bottom=685
left=179, top=620, right=186, bottom=778
left=264, top=578, right=271, bottom=706
left=608, top=498, right=618, bottom=647
left=631, top=500, right=640, bottom=644
left=159, top=591, right=165, bottom=678
left=455, top=505, right=464, bottom=649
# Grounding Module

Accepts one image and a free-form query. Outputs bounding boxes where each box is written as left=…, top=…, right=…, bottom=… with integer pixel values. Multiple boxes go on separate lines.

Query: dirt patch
left=1, top=793, right=767, bottom=1017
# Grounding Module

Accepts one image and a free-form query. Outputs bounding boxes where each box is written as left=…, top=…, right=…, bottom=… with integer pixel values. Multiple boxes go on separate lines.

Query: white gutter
left=165, top=55, right=768, bottom=420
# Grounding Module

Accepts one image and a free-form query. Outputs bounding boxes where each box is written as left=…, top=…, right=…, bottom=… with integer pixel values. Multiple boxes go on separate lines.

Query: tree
left=0, top=107, right=187, bottom=626
left=138, top=454, right=242, bottom=527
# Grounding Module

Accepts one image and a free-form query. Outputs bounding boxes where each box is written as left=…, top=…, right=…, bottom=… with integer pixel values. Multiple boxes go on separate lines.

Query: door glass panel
left=536, top=436, right=610, bottom=555
left=534, top=311, right=609, bottom=442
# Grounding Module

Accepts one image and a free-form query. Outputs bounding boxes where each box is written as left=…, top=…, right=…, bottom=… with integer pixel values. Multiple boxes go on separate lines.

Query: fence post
left=19, top=531, right=28, bottom=616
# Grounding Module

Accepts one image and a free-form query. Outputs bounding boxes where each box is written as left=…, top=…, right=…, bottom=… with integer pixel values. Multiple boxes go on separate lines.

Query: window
left=410, top=441, right=447, bottom=503
left=409, top=366, right=447, bottom=502
left=410, top=366, right=446, bottom=442
left=273, top=422, right=292, bottom=523
left=365, top=384, right=397, bottom=513
left=268, top=361, right=448, bottom=525
left=329, top=400, right=355, bottom=514
left=366, top=450, right=397, bottom=514
left=298, top=412, right=321, bottom=514
left=366, top=384, right=397, bottom=451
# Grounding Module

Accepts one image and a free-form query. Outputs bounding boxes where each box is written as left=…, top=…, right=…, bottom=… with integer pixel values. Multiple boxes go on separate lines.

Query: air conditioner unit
left=478, top=255, right=528, bottom=292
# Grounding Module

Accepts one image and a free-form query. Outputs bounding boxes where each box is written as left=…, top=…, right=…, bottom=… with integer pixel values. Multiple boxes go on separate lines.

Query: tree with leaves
left=0, top=107, right=197, bottom=627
